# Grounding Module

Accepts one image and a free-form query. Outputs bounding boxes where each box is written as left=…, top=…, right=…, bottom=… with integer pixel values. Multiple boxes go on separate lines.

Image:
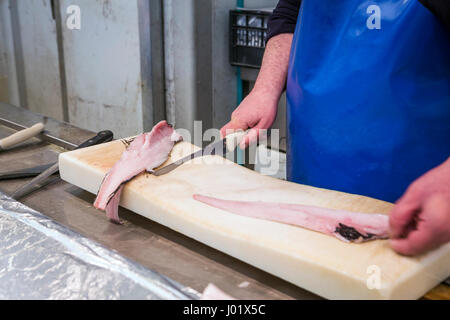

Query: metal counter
left=0, top=104, right=319, bottom=300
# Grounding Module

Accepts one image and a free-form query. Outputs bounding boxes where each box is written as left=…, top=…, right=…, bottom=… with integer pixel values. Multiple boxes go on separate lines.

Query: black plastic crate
left=229, top=9, right=272, bottom=69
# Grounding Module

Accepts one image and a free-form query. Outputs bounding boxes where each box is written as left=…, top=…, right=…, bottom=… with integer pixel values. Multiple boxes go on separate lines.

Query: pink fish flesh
left=193, top=194, right=389, bottom=243
left=94, top=120, right=182, bottom=223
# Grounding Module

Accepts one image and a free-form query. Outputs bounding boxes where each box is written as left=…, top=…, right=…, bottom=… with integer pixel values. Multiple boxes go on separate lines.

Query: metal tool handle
left=0, top=122, right=44, bottom=149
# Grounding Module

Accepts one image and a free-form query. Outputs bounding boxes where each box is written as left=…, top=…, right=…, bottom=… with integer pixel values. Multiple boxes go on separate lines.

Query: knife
left=153, top=130, right=248, bottom=176
left=11, top=130, right=114, bottom=199
left=0, top=122, right=45, bottom=150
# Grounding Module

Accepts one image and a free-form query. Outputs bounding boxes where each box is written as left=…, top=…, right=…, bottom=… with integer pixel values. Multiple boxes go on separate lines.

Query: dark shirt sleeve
left=266, top=0, right=302, bottom=42
left=266, top=0, right=448, bottom=44
left=419, top=0, right=450, bottom=32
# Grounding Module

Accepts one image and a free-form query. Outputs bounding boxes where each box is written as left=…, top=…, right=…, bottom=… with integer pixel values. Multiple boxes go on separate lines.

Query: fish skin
left=193, top=194, right=389, bottom=243
left=94, top=120, right=182, bottom=223
left=105, top=185, right=123, bottom=224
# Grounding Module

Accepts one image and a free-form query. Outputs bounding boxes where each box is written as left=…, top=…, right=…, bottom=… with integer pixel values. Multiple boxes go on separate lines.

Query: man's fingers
left=390, top=226, right=435, bottom=256
left=220, top=119, right=247, bottom=139
left=239, top=128, right=259, bottom=150
left=390, top=195, right=449, bottom=256
left=390, top=205, right=436, bottom=256
left=389, top=196, right=421, bottom=239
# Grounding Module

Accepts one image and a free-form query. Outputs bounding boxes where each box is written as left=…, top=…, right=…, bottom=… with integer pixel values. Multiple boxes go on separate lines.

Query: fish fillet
left=193, top=194, right=389, bottom=243
left=94, top=120, right=181, bottom=223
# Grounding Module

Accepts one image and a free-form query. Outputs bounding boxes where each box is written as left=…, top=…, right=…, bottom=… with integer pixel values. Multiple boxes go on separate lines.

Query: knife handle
left=75, top=130, right=114, bottom=150
left=224, top=130, right=249, bottom=152
left=0, top=122, right=44, bottom=149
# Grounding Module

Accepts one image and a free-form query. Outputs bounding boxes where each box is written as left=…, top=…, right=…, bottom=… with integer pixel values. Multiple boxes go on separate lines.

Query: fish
left=94, top=120, right=182, bottom=223
left=193, top=194, right=389, bottom=243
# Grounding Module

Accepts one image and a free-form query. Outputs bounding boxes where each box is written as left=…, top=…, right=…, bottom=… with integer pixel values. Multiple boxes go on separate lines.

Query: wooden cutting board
left=58, top=140, right=450, bottom=299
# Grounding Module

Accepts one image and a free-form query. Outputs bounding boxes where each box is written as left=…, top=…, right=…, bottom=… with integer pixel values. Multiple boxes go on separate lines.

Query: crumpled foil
left=0, top=192, right=200, bottom=300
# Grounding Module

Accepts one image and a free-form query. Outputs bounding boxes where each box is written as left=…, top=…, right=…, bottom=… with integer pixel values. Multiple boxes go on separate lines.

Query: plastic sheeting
left=0, top=192, right=199, bottom=300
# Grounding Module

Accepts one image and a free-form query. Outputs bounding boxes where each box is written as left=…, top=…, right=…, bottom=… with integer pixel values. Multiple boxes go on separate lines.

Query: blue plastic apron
left=286, top=0, right=450, bottom=202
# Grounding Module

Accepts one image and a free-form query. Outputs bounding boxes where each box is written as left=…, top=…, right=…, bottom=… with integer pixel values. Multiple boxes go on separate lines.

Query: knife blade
left=153, top=130, right=249, bottom=176
left=152, top=139, right=225, bottom=176
left=11, top=130, right=114, bottom=199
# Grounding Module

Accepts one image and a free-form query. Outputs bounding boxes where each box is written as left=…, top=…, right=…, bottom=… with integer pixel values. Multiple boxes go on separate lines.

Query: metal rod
left=0, top=117, right=78, bottom=150
left=11, top=163, right=59, bottom=199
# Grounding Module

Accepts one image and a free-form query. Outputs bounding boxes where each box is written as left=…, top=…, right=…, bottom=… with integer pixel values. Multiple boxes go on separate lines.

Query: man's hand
left=389, top=157, right=450, bottom=256
left=220, top=91, right=278, bottom=149
left=220, top=33, right=293, bottom=149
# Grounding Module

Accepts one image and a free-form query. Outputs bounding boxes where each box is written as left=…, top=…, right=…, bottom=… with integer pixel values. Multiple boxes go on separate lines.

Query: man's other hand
left=389, top=158, right=450, bottom=256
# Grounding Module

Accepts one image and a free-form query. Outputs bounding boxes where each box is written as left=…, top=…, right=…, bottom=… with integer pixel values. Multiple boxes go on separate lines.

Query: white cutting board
left=59, top=140, right=450, bottom=299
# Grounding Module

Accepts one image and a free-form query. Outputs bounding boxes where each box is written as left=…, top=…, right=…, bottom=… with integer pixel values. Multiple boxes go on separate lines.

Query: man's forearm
left=220, top=33, right=294, bottom=144
left=252, top=33, right=293, bottom=104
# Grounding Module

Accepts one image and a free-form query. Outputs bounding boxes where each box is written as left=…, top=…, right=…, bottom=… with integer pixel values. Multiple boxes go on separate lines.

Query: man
left=221, top=0, right=450, bottom=256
